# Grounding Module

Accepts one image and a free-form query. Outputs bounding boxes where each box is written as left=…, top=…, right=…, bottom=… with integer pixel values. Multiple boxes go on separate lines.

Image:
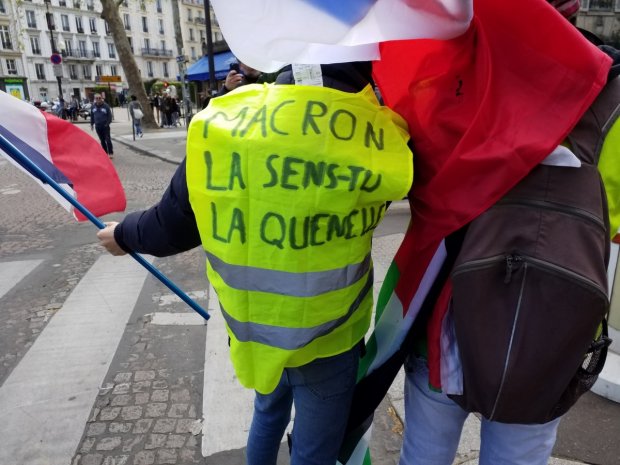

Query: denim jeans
left=246, top=343, right=361, bottom=465
left=134, top=119, right=143, bottom=136
left=399, top=357, right=561, bottom=465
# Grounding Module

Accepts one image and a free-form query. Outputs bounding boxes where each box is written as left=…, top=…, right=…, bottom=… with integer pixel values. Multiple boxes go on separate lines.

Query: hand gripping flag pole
left=0, top=132, right=210, bottom=321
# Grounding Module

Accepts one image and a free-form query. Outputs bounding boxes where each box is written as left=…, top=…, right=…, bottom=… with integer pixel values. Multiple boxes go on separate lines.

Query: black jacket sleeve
left=114, top=158, right=202, bottom=257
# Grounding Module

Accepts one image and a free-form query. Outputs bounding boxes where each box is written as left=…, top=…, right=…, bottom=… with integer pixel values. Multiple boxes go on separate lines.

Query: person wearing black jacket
left=97, top=62, right=399, bottom=465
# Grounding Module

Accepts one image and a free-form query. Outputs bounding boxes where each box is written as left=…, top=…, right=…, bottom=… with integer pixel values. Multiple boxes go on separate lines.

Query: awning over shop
left=186, top=51, right=237, bottom=81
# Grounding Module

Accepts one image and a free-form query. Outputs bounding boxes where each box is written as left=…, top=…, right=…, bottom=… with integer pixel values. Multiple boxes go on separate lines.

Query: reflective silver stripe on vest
left=219, top=270, right=373, bottom=350
left=206, top=251, right=371, bottom=297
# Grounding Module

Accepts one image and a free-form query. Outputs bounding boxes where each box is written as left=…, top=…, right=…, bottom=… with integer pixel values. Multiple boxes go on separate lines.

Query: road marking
left=149, top=312, right=207, bottom=325
left=0, top=254, right=151, bottom=465
left=0, top=259, right=43, bottom=299
left=202, top=285, right=257, bottom=456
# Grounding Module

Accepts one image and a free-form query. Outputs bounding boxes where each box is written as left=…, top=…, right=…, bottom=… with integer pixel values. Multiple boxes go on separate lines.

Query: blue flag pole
left=0, top=132, right=210, bottom=321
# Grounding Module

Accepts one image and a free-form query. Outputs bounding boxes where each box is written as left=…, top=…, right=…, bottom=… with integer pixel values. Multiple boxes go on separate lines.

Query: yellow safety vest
left=186, top=83, right=413, bottom=394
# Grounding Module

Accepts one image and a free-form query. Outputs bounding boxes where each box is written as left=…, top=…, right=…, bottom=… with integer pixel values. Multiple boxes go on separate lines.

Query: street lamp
left=202, top=0, right=217, bottom=95
left=43, top=0, right=63, bottom=106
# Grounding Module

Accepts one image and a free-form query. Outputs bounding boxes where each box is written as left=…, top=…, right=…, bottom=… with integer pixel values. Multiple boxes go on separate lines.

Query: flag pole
left=0, top=133, right=210, bottom=321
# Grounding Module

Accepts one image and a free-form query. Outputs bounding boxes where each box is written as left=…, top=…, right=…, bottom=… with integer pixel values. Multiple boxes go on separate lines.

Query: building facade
left=0, top=0, right=221, bottom=103
left=578, top=0, right=620, bottom=43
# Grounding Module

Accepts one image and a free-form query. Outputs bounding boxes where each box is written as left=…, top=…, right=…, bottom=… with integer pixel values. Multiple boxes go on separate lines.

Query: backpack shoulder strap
left=568, top=76, right=620, bottom=165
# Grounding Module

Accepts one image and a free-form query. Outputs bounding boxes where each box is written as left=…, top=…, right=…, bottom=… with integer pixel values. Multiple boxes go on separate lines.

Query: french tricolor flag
left=0, top=91, right=126, bottom=221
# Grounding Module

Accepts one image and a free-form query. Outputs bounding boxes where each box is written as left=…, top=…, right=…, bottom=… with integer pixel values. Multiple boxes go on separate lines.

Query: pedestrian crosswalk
left=0, top=255, right=151, bottom=465
left=0, top=235, right=404, bottom=465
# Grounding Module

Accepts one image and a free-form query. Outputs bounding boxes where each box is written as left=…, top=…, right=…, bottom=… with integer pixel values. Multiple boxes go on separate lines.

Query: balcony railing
left=194, top=17, right=205, bottom=25
left=62, top=49, right=95, bottom=59
left=141, top=47, right=173, bottom=57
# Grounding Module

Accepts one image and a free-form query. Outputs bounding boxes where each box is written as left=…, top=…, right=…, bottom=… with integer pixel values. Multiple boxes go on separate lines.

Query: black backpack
left=447, top=77, right=619, bottom=423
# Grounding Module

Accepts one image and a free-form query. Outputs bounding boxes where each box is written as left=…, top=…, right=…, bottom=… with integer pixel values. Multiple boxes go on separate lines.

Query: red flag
left=0, top=91, right=126, bottom=221
left=373, top=0, right=611, bottom=311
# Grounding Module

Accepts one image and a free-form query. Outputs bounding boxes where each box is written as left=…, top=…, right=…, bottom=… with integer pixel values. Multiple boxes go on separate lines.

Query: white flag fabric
left=210, top=0, right=473, bottom=72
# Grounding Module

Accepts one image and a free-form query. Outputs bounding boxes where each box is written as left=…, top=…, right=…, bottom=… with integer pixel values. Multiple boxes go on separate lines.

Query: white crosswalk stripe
left=0, top=255, right=152, bottom=465
left=0, top=259, right=43, bottom=299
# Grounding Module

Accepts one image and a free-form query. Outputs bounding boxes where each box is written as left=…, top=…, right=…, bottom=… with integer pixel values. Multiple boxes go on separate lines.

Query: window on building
left=163, top=62, right=168, bottom=77
left=589, top=0, right=613, bottom=9
left=75, top=16, right=84, bottom=33
left=0, top=0, right=6, bottom=14
left=158, top=19, right=164, bottom=35
left=92, top=41, right=100, bottom=57
left=61, top=14, right=70, bottom=31
left=26, top=10, right=37, bottom=28
left=78, top=39, right=87, bottom=57
left=187, top=8, right=192, bottom=20
left=86, top=0, right=94, bottom=11
left=30, top=36, right=41, bottom=55
left=156, top=0, right=162, bottom=13
left=0, top=25, right=12, bottom=50
left=140, top=0, right=145, bottom=11
left=200, top=30, right=205, bottom=42
left=190, top=46, right=196, bottom=60
left=65, top=41, right=73, bottom=55
left=147, top=61, right=153, bottom=77
left=6, top=58, right=17, bottom=75
left=142, top=16, right=148, bottom=33
left=215, top=31, right=223, bottom=42
left=122, top=0, right=128, bottom=7
left=107, top=42, right=115, bottom=58
left=123, top=13, right=130, bottom=30
left=89, top=17, right=97, bottom=33
left=110, top=64, right=117, bottom=75
left=144, top=37, right=150, bottom=52
left=59, top=0, right=66, bottom=6
left=35, top=63, right=46, bottom=80
left=160, top=39, right=166, bottom=50
left=69, top=64, right=78, bottom=79
left=189, top=28, right=194, bottom=41
left=73, top=0, right=81, bottom=9
left=127, top=36, right=133, bottom=53
left=82, top=64, right=91, bottom=79
left=95, top=64, right=103, bottom=76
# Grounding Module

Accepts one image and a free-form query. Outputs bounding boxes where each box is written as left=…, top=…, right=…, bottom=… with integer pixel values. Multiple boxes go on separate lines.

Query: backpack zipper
left=497, top=197, right=606, bottom=232
left=453, top=253, right=607, bottom=300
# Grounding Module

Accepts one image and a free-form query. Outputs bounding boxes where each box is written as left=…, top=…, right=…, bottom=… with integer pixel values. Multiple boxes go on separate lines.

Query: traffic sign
left=52, top=64, right=63, bottom=77
left=176, top=55, right=186, bottom=63
left=50, top=53, right=62, bottom=65
left=95, top=75, right=122, bottom=83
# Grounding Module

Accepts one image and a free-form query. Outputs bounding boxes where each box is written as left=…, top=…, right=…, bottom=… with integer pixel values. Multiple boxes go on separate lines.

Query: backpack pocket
left=449, top=252, right=609, bottom=423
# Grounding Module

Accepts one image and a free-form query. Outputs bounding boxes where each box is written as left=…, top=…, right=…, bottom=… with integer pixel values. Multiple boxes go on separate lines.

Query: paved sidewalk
left=108, top=106, right=620, bottom=465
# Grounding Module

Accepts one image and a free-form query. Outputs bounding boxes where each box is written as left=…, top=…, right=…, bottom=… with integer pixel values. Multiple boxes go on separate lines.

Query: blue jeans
left=246, top=344, right=361, bottom=465
left=133, top=118, right=143, bottom=136
left=399, top=357, right=561, bottom=465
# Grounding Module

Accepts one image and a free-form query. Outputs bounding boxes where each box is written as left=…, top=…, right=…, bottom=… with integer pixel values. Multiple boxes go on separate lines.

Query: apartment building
left=0, top=0, right=30, bottom=99
left=180, top=0, right=224, bottom=65
left=0, top=0, right=222, bottom=102
left=578, top=0, right=620, bottom=42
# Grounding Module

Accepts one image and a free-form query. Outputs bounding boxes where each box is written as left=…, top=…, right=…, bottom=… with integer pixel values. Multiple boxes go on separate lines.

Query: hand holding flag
left=0, top=91, right=210, bottom=321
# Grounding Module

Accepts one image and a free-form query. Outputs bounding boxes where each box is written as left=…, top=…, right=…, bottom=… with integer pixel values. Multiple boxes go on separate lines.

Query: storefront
left=0, top=77, right=30, bottom=101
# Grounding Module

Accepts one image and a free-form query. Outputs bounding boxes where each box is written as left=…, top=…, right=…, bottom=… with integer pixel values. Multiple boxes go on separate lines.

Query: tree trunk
left=100, top=0, right=157, bottom=129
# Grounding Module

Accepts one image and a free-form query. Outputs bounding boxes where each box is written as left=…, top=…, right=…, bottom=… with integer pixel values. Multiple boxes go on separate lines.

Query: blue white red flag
left=0, top=91, right=126, bottom=221
left=210, top=0, right=472, bottom=72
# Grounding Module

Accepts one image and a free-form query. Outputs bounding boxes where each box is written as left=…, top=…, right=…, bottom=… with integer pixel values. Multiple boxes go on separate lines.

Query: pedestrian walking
left=90, top=93, right=113, bottom=158
left=96, top=62, right=414, bottom=465
left=128, top=95, right=144, bottom=138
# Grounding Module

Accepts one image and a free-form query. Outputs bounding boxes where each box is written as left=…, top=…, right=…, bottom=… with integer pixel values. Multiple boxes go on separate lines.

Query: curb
left=111, top=135, right=181, bottom=166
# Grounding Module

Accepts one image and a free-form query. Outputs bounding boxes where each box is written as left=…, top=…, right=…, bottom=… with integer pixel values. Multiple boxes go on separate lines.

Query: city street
left=0, top=112, right=619, bottom=465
